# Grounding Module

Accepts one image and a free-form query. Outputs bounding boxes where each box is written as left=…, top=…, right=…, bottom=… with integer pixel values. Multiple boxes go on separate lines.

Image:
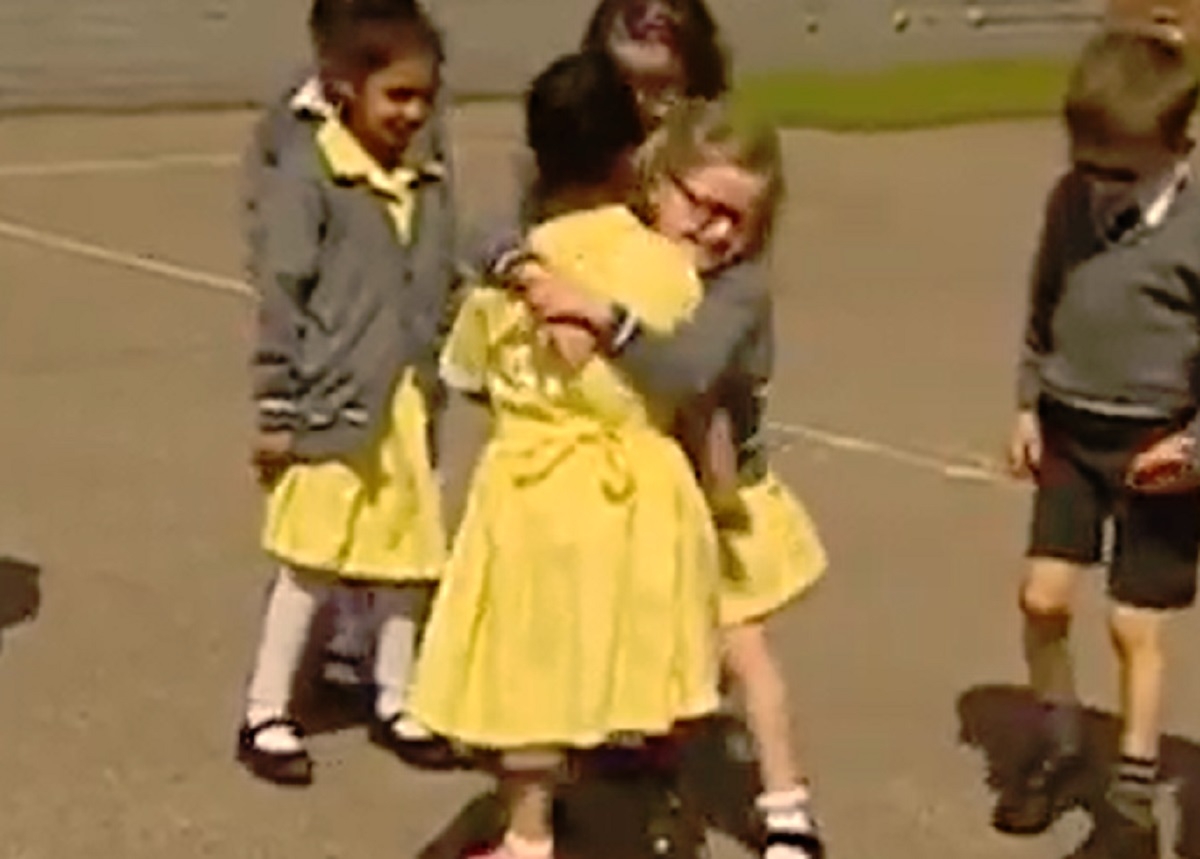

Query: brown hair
left=581, top=0, right=730, bottom=100
left=311, top=0, right=444, bottom=80
left=635, top=98, right=785, bottom=257
left=1064, top=27, right=1198, bottom=154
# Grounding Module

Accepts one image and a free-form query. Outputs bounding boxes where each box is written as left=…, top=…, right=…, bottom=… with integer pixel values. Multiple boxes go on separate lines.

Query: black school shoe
left=1068, top=796, right=1160, bottom=859
left=236, top=718, right=313, bottom=787
left=992, top=743, right=1087, bottom=835
left=1100, top=786, right=1160, bottom=859
left=368, top=712, right=470, bottom=770
left=762, top=826, right=826, bottom=859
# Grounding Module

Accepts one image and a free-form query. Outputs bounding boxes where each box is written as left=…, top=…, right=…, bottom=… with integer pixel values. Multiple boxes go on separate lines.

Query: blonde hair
left=635, top=98, right=785, bottom=258
left=1065, top=27, right=1198, bottom=154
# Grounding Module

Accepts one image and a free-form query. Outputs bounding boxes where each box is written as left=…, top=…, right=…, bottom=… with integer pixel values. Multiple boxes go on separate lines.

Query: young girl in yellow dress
left=501, top=99, right=829, bottom=859
left=237, top=0, right=454, bottom=786
left=245, top=0, right=458, bottom=692
left=408, top=51, right=722, bottom=859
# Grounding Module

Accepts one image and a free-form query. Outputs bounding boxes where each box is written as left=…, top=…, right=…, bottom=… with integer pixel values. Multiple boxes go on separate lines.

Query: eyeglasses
left=666, top=171, right=747, bottom=230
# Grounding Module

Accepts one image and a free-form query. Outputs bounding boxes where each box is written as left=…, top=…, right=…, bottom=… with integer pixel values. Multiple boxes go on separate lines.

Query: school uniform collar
left=289, top=76, right=336, bottom=121
left=317, top=116, right=444, bottom=184
left=316, top=118, right=444, bottom=191
left=317, top=118, right=447, bottom=243
left=1106, top=161, right=1191, bottom=243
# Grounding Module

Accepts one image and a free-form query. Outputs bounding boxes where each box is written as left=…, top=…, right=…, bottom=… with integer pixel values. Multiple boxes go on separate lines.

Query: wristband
left=607, top=303, right=643, bottom=355
left=491, top=248, right=541, bottom=289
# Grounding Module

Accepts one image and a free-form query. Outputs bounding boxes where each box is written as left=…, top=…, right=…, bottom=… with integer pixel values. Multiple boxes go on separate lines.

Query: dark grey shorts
left=1028, top=398, right=1200, bottom=610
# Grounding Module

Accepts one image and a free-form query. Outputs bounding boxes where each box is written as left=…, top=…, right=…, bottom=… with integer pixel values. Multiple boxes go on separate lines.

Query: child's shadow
left=415, top=716, right=763, bottom=859
left=0, top=557, right=42, bottom=654
left=958, top=683, right=1200, bottom=858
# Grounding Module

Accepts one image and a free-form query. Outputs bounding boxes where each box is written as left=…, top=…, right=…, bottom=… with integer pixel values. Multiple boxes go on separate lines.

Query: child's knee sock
left=758, top=785, right=821, bottom=858
left=371, top=586, right=422, bottom=719
left=1109, top=754, right=1159, bottom=826
left=245, top=567, right=326, bottom=729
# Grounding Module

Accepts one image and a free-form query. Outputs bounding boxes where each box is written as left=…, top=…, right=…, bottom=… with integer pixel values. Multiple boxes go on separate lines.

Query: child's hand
left=1007, top=410, right=1042, bottom=479
left=544, top=322, right=598, bottom=371
left=252, top=429, right=295, bottom=488
left=1127, top=431, right=1198, bottom=494
left=519, top=267, right=611, bottom=330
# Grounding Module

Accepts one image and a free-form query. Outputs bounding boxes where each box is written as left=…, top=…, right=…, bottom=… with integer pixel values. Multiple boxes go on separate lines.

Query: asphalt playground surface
left=5, top=105, right=1200, bottom=858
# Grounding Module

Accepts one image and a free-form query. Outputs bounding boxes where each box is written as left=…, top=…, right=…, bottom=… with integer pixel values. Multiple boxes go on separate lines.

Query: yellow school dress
left=261, top=119, right=446, bottom=583
left=410, top=205, right=722, bottom=749
left=718, top=470, right=827, bottom=627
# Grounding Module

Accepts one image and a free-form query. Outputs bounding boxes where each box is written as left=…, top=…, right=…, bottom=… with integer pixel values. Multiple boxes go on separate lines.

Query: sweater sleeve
left=612, top=262, right=770, bottom=402
left=249, top=156, right=325, bottom=431
left=1017, top=174, right=1073, bottom=411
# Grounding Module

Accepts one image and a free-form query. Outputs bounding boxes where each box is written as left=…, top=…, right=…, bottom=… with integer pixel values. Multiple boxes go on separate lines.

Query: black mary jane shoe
left=369, top=712, right=470, bottom=770
left=236, top=718, right=314, bottom=787
left=762, top=828, right=826, bottom=859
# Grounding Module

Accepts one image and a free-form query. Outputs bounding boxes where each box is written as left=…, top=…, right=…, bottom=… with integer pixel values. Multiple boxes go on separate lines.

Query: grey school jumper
left=1019, top=169, right=1200, bottom=438
left=247, top=125, right=457, bottom=460
left=615, top=260, right=773, bottom=480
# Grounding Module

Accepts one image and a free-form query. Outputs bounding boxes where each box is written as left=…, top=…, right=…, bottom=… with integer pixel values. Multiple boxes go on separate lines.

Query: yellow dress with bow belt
left=261, top=119, right=446, bottom=583
left=409, top=205, right=722, bottom=749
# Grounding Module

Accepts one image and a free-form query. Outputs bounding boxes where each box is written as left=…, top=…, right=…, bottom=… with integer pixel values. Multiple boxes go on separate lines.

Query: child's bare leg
left=1110, top=606, right=1164, bottom=760
left=1020, top=558, right=1083, bottom=750
left=723, top=622, right=822, bottom=857
left=496, top=751, right=560, bottom=858
left=1107, top=605, right=1165, bottom=824
left=722, top=621, right=802, bottom=792
left=994, top=558, right=1086, bottom=834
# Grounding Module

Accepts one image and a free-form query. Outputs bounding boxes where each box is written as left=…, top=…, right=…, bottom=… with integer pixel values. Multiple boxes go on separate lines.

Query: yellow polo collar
left=317, top=118, right=443, bottom=243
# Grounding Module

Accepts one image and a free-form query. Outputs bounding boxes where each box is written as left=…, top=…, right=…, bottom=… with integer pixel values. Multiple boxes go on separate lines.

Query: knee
left=1020, top=583, right=1073, bottom=620
left=1020, top=562, right=1077, bottom=619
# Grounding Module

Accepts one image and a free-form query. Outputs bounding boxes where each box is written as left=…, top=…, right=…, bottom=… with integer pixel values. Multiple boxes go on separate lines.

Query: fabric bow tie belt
left=493, top=417, right=637, bottom=501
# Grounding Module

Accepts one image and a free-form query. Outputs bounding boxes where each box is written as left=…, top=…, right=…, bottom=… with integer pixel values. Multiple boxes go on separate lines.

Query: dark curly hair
left=526, top=50, right=646, bottom=197
left=581, top=0, right=730, bottom=100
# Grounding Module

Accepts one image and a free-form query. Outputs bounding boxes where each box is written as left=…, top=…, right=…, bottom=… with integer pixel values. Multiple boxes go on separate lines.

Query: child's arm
left=676, top=390, right=747, bottom=528
left=1009, top=174, right=1074, bottom=478
left=247, top=149, right=325, bottom=481
left=1017, top=176, right=1072, bottom=414
left=496, top=258, right=769, bottom=401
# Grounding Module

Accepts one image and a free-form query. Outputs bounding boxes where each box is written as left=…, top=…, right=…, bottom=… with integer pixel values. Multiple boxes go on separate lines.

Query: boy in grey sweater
left=1002, top=28, right=1200, bottom=858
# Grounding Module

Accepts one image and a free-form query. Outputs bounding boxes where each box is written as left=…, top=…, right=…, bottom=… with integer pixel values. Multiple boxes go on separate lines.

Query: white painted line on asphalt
left=0, top=212, right=1017, bottom=489
left=766, top=421, right=1020, bottom=489
left=0, top=153, right=238, bottom=179
left=0, top=217, right=251, bottom=297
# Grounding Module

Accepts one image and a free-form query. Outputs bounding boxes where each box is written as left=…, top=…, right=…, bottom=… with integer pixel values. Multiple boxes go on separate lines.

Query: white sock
left=244, top=567, right=327, bottom=746
left=372, top=586, right=422, bottom=721
left=244, top=713, right=305, bottom=754
left=758, top=786, right=820, bottom=859
left=503, top=833, right=554, bottom=859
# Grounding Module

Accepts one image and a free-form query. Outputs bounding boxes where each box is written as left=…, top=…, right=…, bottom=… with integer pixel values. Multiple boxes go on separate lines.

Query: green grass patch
left=734, top=58, right=1072, bottom=131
